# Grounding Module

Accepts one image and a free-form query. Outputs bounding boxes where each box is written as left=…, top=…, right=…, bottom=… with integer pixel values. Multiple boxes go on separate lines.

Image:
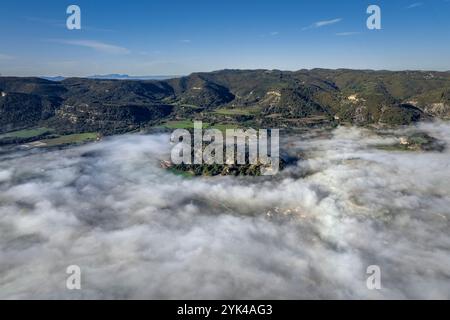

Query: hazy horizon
left=3, top=67, right=450, bottom=79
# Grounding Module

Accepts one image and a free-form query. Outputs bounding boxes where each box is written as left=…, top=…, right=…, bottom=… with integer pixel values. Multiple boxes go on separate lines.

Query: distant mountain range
left=1, top=69, right=450, bottom=136
left=40, top=76, right=66, bottom=82
left=41, top=74, right=180, bottom=82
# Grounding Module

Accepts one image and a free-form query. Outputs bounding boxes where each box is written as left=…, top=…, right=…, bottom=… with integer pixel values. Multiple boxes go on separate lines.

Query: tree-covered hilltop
left=1, top=69, right=450, bottom=137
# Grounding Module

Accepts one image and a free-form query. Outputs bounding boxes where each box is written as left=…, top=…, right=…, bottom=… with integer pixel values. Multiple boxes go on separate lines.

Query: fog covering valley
left=0, top=121, right=449, bottom=299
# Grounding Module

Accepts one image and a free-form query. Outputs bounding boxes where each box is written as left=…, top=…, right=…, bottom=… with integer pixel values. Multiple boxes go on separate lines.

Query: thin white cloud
left=0, top=53, right=14, bottom=60
left=180, top=39, right=191, bottom=43
left=303, top=18, right=342, bottom=30
left=259, top=32, right=280, bottom=38
left=25, top=17, right=65, bottom=28
left=336, top=32, right=361, bottom=36
left=406, top=2, right=423, bottom=9
left=51, top=39, right=130, bottom=54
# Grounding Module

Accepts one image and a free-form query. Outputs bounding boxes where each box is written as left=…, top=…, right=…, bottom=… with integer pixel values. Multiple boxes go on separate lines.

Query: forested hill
left=1, top=69, right=450, bottom=135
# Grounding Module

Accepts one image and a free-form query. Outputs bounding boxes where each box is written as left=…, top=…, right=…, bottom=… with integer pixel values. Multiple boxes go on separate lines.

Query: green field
left=214, top=107, right=260, bottom=116
left=41, top=133, right=98, bottom=147
left=167, top=167, right=195, bottom=178
left=0, top=127, right=53, bottom=139
left=163, top=121, right=210, bottom=129
left=162, top=121, right=239, bottom=132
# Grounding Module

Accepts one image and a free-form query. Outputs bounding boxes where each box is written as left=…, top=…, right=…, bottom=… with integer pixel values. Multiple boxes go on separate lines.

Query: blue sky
left=0, top=0, right=449, bottom=76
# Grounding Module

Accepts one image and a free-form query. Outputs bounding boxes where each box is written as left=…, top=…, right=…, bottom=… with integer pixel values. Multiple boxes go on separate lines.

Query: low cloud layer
left=0, top=122, right=449, bottom=299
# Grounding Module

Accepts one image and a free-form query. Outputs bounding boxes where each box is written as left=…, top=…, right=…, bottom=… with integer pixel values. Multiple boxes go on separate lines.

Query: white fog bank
left=0, top=122, right=449, bottom=299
